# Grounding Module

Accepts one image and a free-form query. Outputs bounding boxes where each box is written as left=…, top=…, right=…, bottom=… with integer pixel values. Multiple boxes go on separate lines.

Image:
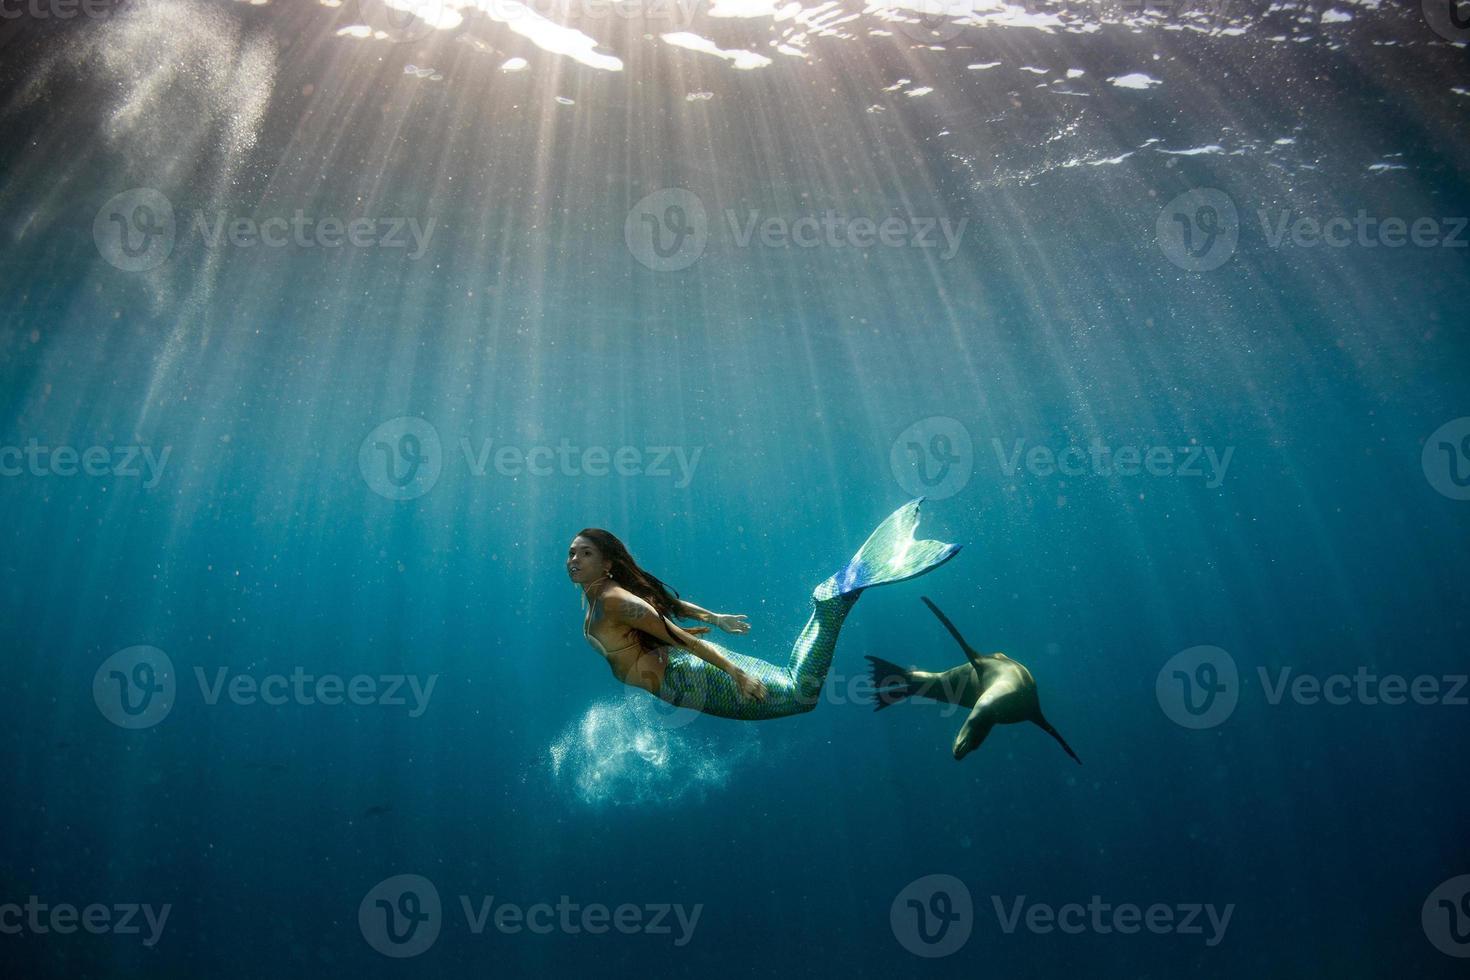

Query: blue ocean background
left=1, top=1, right=1468, bottom=977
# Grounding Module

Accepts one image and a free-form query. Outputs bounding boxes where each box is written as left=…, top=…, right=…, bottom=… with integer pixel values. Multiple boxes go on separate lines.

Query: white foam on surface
left=1157, top=144, right=1225, bottom=155
left=663, top=32, right=774, bottom=69
left=481, top=1, right=624, bottom=71
left=1110, top=72, right=1162, bottom=89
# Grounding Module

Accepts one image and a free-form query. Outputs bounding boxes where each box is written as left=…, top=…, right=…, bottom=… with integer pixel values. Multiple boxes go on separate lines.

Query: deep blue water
left=1, top=1, right=1469, bottom=977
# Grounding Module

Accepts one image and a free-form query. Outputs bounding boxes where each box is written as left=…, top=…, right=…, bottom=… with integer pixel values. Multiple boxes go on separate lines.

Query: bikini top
left=583, top=606, right=640, bottom=660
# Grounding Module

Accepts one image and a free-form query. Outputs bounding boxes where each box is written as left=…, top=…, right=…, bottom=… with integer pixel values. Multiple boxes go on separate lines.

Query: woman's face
left=566, top=536, right=610, bottom=585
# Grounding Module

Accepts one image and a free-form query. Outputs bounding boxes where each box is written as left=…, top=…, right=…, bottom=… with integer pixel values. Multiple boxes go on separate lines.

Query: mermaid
left=569, top=499, right=960, bottom=720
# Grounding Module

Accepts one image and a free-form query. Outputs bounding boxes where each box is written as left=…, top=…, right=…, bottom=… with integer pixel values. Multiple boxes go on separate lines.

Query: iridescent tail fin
left=813, top=498, right=961, bottom=601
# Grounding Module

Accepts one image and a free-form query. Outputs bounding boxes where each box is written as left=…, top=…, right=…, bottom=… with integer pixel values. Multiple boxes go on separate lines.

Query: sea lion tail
left=865, top=655, right=915, bottom=711
left=1035, top=716, right=1082, bottom=765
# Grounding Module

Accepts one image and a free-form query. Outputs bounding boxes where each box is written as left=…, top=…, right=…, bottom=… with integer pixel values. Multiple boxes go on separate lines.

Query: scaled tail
left=814, top=498, right=961, bottom=601
left=1035, top=716, right=1082, bottom=765
left=865, top=655, right=915, bottom=711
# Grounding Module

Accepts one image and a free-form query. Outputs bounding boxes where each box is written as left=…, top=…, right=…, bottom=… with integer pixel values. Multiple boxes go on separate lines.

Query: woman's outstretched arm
left=608, top=592, right=767, bottom=700
left=675, top=599, right=750, bottom=635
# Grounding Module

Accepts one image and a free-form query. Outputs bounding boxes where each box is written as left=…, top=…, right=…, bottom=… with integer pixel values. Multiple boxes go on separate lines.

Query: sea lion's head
left=952, top=714, right=985, bottom=761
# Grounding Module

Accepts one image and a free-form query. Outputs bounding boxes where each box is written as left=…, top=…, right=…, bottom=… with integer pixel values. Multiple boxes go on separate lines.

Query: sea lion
left=867, top=597, right=1081, bottom=764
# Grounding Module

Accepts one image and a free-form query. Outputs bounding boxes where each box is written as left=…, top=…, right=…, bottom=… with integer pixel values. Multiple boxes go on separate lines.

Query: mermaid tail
left=656, top=498, right=960, bottom=720
left=814, top=497, right=963, bottom=601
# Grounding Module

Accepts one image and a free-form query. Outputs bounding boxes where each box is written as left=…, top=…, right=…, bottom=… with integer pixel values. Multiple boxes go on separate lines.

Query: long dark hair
left=576, top=527, right=711, bottom=654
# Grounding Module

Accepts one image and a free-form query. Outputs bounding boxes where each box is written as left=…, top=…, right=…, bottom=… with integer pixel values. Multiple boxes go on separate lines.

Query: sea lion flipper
left=1033, top=714, right=1082, bottom=766
left=865, top=655, right=914, bottom=711
left=921, top=596, right=983, bottom=670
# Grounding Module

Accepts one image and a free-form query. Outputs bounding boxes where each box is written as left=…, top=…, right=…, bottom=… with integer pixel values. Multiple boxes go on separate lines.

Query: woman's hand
left=731, top=667, right=767, bottom=701
left=714, top=613, right=750, bottom=635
